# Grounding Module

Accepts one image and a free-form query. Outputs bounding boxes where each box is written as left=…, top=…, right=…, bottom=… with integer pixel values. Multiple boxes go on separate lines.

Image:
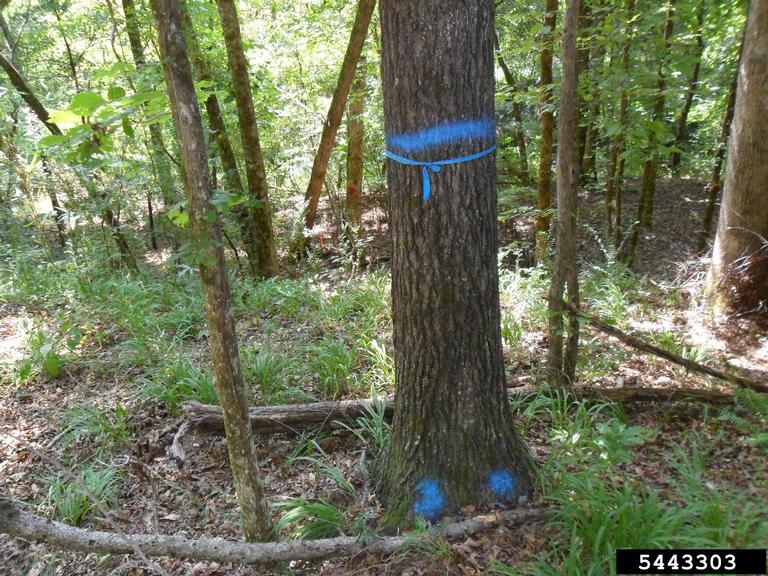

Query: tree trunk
left=575, top=0, right=591, bottom=171
left=705, top=0, right=768, bottom=318
left=302, top=0, right=376, bottom=242
left=495, top=33, right=531, bottom=184
left=122, top=0, right=176, bottom=209
left=698, top=74, right=738, bottom=252
left=670, top=0, right=705, bottom=173
left=215, top=0, right=279, bottom=278
left=624, top=0, right=676, bottom=265
left=534, top=0, right=558, bottom=263
left=376, top=0, right=535, bottom=527
left=547, top=0, right=581, bottom=388
left=150, top=0, right=271, bottom=542
left=607, top=0, right=636, bottom=248
left=345, top=55, right=366, bottom=233
left=637, top=0, right=676, bottom=228
left=179, top=0, right=266, bottom=276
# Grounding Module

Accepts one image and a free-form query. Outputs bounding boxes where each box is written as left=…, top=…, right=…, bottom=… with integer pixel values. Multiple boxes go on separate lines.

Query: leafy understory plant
left=41, top=465, right=123, bottom=526
left=275, top=453, right=372, bottom=539
left=144, top=357, right=218, bottom=412
left=335, top=389, right=391, bottom=454
left=18, top=321, right=83, bottom=381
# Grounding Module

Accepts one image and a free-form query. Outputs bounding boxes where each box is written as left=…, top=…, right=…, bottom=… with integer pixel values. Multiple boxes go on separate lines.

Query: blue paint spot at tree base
left=488, top=469, right=517, bottom=498
left=413, top=478, right=445, bottom=520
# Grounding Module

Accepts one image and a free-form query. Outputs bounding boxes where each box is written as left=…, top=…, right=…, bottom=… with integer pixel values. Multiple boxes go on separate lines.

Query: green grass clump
left=41, top=465, right=123, bottom=526
left=144, top=357, right=218, bottom=412
left=309, top=336, right=358, bottom=399
left=63, top=402, right=130, bottom=453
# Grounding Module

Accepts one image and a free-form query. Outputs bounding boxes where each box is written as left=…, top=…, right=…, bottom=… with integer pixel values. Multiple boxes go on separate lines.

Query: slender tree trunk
left=215, top=0, right=279, bottom=277
left=547, top=0, right=582, bottom=388
left=581, top=3, right=607, bottom=185
left=705, top=1, right=768, bottom=318
left=535, top=0, right=558, bottom=263
left=179, top=0, right=264, bottom=276
left=302, top=0, right=376, bottom=241
left=150, top=0, right=272, bottom=542
left=624, top=0, right=676, bottom=264
left=670, top=0, right=705, bottom=173
left=495, top=33, right=531, bottom=184
left=344, top=54, right=366, bottom=251
left=698, top=74, right=737, bottom=252
left=122, top=0, right=176, bottom=208
left=609, top=0, right=636, bottom=248
left=147, top=191, right=158, bottom=250
left=376, top=0, right=535, bottom=527
left=575, top=0, right=591, bottom=171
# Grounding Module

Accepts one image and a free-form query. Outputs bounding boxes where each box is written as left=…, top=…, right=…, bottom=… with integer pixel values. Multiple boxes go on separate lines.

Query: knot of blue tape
left=384, top=145, right=496, bottom=202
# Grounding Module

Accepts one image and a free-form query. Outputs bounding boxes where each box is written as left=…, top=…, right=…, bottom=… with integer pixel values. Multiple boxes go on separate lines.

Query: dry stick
left=182, top=384, right=734, bottom=434
left=562, top=300, right=768, bottom=393
left=0, top=498, right=550, bottom=565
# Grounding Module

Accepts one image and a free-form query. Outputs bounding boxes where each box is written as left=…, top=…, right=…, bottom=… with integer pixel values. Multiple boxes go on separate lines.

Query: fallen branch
left=182, top=384, right=734, bottom=434
left=562, top=300, right=768, bottom=394
left=0, top=496, right=549, bottom=565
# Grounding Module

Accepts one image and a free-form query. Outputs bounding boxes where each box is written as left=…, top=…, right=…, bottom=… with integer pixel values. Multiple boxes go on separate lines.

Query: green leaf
left=108, top=86, right=126, bottom=101
left=71, top=92, right=106, bottom=116
left=40, top=135, right=69, bottom=147
left=121, top=117, right=135, bottom=138
left=43, top=352, right=62, bottom=378
left=48, top=110, right=82, bottom=126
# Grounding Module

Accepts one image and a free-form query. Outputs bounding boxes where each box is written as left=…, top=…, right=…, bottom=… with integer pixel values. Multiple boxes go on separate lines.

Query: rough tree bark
left=534, top=0, right=558, bottom=263
left=122, top=0, right=176, bottom=209
left=670, top=0, right=705, bottom=173
left=302, top=0, right=376, bottom=243
left=547, top=0, right=581, bottom=388
left=495, top=32, right=531, bottom=184
left=705, top=0, right=768, bottom=318
left=376, top=0, right=535, bottom=527
left=150, top=0, right=271, bottom=541
left=698, top=74, right=737, bottom=252
left=345, top=54, right=366, bottom=234
left=215, top=0, right=279, bottom=277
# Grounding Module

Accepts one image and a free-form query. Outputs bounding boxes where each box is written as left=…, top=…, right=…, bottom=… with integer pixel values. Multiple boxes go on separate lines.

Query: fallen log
left=0, top=495, right=549, bottom=565
left=182, top=384, right=734, bottom=434
left=562, top=300, right=768, bottom=394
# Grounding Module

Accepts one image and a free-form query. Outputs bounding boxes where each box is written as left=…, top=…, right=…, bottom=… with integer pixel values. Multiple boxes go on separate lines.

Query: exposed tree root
left=0, top=496, right=550, bottom=566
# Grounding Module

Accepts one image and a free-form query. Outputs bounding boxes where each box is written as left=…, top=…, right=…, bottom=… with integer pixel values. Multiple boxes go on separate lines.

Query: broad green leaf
left=40, top=135, right=69, bottom=147
left=108, top=86, right=126, bottom=101
left=48, top=110, right=81, bottom=126
left=71, top=92, right=106, bottom=116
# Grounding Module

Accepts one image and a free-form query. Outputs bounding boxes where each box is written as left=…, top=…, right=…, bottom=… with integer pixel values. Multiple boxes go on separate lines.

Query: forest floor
left=1, top=178, right=767, bottom=576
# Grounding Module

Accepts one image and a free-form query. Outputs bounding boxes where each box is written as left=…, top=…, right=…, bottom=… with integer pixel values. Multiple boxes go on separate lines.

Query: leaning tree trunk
left=698, top=73, right=738, bottom=252
left=547, top=0, right=581, bottom=388
left=216, top=0, right=279, bottom=278
left=0, top=51, right=67, bottom=247
left=705, top=0, right=768, bottom=318
left=376, top=0, right=535, bottom=527
left=534, top=0, right=558, bottom=264
left=624, top=0, right=676, bottom=265
left=302, top=0, right=376, bottom=243
left=150, top=0, right=271, bottom=542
